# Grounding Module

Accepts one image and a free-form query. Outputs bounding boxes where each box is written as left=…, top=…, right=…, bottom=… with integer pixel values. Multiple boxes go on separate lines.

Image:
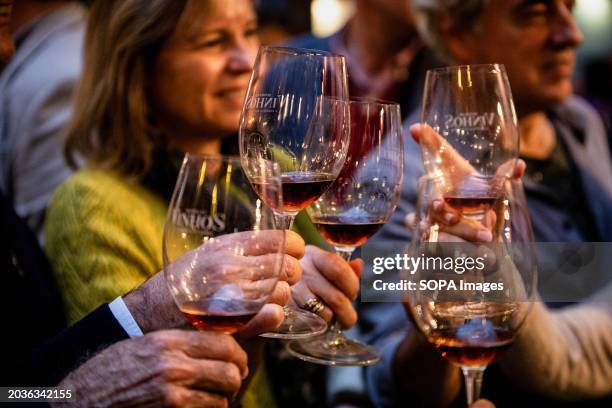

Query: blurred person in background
left=0, top=0, right=86, bottom=243
left=0, top=1, right=14, bottom=63
left=44, top=0, right=361, bottom=406
left=360, top=0, right=612, bottom=406
left=582, top=57, right=612, bottom=152
left=255, top=0, right=310, bottom=45
left=290, top=0, right=441, bottom=120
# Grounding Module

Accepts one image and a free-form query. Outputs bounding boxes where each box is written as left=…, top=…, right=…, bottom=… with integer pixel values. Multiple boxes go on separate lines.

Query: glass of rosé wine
left=420, top=64, right=519, bottom=225
left=163, top=154, right=284, bottom=334
left=286, top=98, right=404, bottom=366
left=239, top=46, right=351, bottom=339
left=406, top=177, right=537, bottom=405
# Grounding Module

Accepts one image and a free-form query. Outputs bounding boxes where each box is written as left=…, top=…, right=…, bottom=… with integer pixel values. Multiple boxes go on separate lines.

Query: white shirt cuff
left=109, top=296, right=144, bottom=338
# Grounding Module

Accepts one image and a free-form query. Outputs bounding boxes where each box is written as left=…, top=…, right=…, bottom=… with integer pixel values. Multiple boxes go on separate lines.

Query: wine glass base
left=259, top=308, right=327, bottom=339
left=285, top=336, right=381, bottom=366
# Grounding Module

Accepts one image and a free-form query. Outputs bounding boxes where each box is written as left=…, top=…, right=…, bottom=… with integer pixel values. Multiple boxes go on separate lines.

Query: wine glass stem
left=323, top=247, right=356, bottom=347
left=278, top=213, right=296, bottom=317
left=335, top=247, right=355, bottom=262
left=325, top=321, right=346, bottom=346
left=275, top=212, right=296, bottom=230
left=461, top=365, right=485, bottom=405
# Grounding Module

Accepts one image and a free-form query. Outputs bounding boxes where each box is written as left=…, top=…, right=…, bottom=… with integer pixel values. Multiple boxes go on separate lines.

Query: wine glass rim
left=427, top=63, right=506, bottom=74
left=349, top=96, right=400, bottom=108
left=259, top=45, right=346, bottom=60
left=183, top=153, right=284, bottom=184
left=184, top=153, right=242, bottom=165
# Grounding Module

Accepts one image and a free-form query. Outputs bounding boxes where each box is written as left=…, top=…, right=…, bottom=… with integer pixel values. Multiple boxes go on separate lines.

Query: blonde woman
left=45, top=0, right=361, bottom=406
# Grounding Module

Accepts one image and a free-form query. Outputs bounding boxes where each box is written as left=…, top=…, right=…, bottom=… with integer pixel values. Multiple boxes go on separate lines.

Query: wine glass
left=287, top=98, right=404, bottom=365
left=420, top=64, right=519, bottom=222
left=163, top=154, right=284, bottom=334
left=239, top=46, right=351, bottom=339
left=406, top=177, right=537, bottom=405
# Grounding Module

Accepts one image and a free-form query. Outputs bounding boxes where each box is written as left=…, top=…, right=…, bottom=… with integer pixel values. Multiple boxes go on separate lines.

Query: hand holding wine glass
left=240, top=47, right=350, bottom=225
left=163, top=155, right=286, bottom=335
left=239, top=46, right=350, bottom=338
left=290, top=245, right=363, bottom=328
left=420, top=64, right=519, bottom=224
left=406, top=178, right=537, bottom=405
left=287, top=98, right=404, bottom=366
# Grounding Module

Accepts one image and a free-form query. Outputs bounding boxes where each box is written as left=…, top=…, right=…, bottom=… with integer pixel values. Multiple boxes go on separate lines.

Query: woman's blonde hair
left=65, top=0, right=191, bottom=178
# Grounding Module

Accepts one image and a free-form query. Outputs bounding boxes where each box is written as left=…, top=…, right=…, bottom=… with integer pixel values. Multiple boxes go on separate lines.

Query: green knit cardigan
left=46, top=168, right=167, bottom=323
left=44, top=168, right=276, bottom=407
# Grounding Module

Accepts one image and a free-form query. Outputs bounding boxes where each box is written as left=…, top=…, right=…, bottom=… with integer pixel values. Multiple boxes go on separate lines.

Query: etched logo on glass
left=172, top=209, right=226, bottom=234
left=444, top=112, right=496, bottom=131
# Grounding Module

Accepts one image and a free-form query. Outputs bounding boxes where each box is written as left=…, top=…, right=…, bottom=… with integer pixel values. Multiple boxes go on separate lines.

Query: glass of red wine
left=286, top=98, right=404, bottom=365
left=407, top=177, right=537, bottom=405
left=420, top=64, right=519, bottom=224
left=163, top=154, right=284, bottom=334
left=240, top=46, right=350, bottom=339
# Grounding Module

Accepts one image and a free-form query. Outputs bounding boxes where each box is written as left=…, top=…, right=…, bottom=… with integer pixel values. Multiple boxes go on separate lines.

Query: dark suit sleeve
left=18, top=304, right=129, bottom=386
left=1, top=189, right=129, bottom=386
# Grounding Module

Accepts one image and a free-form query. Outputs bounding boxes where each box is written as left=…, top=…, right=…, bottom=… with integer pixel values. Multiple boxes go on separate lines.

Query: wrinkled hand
left=291, top=245, right=362, bottom=329
left=407, top=123, right=526, bottom=244
left=233, top=230, right=305, bottom=337
left=125, top=230, right=305, bottom=337
left=410, top=123, right=522, bottom=185
left=54, top=330, right=248, bottom=408
left=410, top=123, right=475, bottom=184
left=407, top=187, right=497, bottom=243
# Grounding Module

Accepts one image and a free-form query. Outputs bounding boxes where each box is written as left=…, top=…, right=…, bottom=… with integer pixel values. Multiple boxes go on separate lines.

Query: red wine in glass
left=429, top=326, right=514, bottom=366
left=252, top=171, right=335, bottom=212
left=287, top=98, right=403, bottom=366
left=314, top=216, right=385, bottom=247
left=444, top=196, right=498, bottom=214
left=180, top=299, right=261, bottom=334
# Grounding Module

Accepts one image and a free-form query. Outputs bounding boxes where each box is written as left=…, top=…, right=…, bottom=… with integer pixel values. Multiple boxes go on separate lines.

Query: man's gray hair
left=411, top=0, right=490, bottom=61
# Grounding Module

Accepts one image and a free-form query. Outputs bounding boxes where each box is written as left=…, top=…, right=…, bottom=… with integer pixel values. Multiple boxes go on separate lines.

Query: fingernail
left=444, top=213, right=455, bottom=223
left=477, top=229, right=493, bottom=242
left=433, top=199, right=443, bottom=211
left=284, top=262, right=293, bottom=280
